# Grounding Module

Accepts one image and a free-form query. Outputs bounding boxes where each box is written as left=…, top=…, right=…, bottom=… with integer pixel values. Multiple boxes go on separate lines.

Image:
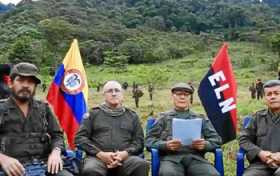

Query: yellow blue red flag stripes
left=47, top=39, right=88, bottom=149
left=198, top=43, right=237, bottom=144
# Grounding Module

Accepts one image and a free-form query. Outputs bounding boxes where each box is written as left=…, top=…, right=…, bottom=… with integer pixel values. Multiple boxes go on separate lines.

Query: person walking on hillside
left=249, top=82, right=256, bottom=99
left=133, top=85, right=143, bottom=108
left=188, top=81, right=195, bottom=104
left=148, top=83, right=154, bottom=101
left=122, top=82, right=128, bottom=90
left=42, top=81, right=47, bottom=92
left=256, top=79, right=264, bottom=100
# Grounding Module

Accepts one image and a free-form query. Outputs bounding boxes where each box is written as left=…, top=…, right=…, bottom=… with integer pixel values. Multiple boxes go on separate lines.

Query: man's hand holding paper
left=166, top=139, right=182, bottom=151
left=172, top=118, right=202, bottom=146
left=191, top=138, right=206, bottom=151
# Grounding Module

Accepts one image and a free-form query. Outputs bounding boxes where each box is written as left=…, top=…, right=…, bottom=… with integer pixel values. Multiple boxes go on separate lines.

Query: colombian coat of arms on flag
left=47, top=39, right=88, bottom=149
left=198, top=43, right=237, bottom=144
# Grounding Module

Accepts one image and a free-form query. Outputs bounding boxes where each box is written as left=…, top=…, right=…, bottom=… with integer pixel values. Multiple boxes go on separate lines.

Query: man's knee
left=133, top=157, right=149, bottom=169
left=123, top=156, right=149, bottom=175
left=206, top=166, right=220, bottom=176
left=159, top=168, right=178, bottom=176
left=190, top=167, right=220, bottom=176
left=243, top=169, right=264, bottom=176
left=81, top=157, right=107, bottom=176
left=82, top=166, right=105, bottom=176
left=158, top=162, right=184, bottom=176
left=187, top=161, right=219, bottom=176
left=274, top=168, right=280, bottom=176
left=55, top=170, right=73, bottom=176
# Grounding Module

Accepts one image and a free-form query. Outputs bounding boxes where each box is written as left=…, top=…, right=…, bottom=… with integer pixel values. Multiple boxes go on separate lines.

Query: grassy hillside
left=34, top=41, right=278, bottom=176
left=1, top=0, right=279, bottom=175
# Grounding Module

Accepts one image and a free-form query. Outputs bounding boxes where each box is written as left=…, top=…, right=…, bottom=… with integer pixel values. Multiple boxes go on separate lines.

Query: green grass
left=36, top=41, right=278, bottom=175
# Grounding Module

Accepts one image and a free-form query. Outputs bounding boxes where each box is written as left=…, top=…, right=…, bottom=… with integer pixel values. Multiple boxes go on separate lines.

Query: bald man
left=75, top=81, right=149, bottom=176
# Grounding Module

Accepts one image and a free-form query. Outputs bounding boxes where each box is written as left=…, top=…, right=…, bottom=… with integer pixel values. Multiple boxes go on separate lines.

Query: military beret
left=263, top=80, right=280, bottom=88
left=171, top=82, right=194, bottom=94
left=10, top=62, right=41, bottom=84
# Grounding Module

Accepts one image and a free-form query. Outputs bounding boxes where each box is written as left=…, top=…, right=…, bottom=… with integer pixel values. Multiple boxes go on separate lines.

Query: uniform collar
left=7, top=97, right=38, bottom=109
left=268, top=109, right=280, bottom=123
left=168, top=108, right=196, bottom=116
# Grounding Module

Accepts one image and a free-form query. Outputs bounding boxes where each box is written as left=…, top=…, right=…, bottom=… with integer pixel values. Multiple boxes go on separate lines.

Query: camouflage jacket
left=239, top=109, right=280, bottom=163
left=145, top=109, right=222, bottom=163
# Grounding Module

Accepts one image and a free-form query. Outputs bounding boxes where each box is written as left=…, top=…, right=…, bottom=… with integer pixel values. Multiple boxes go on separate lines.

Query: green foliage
left=270, top=32, right=280, bottom=57
left=1, top=0, right=280, bottom=67
left=103, top=50, right=128, bottom=72
left=118, top=40, right=144, bottom=64
left=7, top=36, right=40, bottom=65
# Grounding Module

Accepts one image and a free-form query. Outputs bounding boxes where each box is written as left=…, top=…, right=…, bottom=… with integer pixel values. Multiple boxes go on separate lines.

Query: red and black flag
left=198, top=43, right=237, bottom=144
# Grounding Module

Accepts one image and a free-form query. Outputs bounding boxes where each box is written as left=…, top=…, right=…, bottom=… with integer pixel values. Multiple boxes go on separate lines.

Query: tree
left=38, top=18, right=76, bottom=67
left=103, top=50, right=128, bottom=72
left=8, top=36, right=40, bottom=65
left=270, top=33, right=280, bottom=70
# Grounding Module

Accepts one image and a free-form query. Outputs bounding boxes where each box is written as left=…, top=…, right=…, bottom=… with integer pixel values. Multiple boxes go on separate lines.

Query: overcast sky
left=0, top=0, right=21, bottom=5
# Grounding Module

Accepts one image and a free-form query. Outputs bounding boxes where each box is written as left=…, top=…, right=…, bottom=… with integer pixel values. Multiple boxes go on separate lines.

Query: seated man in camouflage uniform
left=0, top=62, right=72, bottom=176
left=146, top=82, right=222, bottom=176
left=75, top=80, right=149, bottom=176
left=239, top=80, right=280, bottom=176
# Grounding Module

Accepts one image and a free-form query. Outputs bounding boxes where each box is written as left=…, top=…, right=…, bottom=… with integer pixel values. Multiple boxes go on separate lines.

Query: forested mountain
left=0, top=3, right=15, bottom=13
left=0, top=0, right=279, bottom=71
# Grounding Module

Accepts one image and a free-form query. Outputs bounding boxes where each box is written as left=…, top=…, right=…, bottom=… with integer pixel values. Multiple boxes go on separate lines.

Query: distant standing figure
left=97, top=82, right=102, bottom=92
left=148, top=83, right=154, bottom=101
left=122, top=82, right=128, bottom=90
left=42, top=82, right=47, bottom=92
left=133, top=85, right=143, bottom=108
left=188, top=81, right=195, bottom=104
left=256, top=79, right=264, bottom=100
left=132, top=81, right=137, bottom=93
left=249, top=82, right=256, bottom=99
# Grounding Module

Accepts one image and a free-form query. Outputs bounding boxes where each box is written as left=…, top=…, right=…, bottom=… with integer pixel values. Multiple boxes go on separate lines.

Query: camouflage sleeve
left=123, top=113, right=144, bottom=155
left=46, top=104, right=65, bottom=152
left=239, top=116, right=261, bottom=162
left=145, top=115, right=168, bottom=151
left=202, top=118, right=222, bottom=152
left=74, top=112, right=101, bottom=156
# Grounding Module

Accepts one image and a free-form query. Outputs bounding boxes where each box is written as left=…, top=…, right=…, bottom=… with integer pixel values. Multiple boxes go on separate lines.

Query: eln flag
left=198, top=43, right=237, bottom=144
left=47, top=39, right=88, bottom=149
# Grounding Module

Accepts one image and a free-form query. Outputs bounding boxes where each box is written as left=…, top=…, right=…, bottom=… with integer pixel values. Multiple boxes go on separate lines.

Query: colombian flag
left=47, top=39, right=88, bottom=149
left=198, top=43, right=237, bottom=144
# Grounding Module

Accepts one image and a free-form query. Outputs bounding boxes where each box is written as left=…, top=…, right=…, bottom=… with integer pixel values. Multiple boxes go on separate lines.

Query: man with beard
left=0, top=62, right=72, bottom=176
left=75, top=80, right=149, bottom=176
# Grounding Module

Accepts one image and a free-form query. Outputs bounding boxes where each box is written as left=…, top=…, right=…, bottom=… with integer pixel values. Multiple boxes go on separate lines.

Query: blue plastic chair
left=236, top=116, right=252, bottom=176
left=146, top=117, right=224, bottom=176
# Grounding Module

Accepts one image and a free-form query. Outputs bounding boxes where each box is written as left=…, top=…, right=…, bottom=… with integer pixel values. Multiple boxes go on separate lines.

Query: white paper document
left=172, top=118, right=202, bottom=145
